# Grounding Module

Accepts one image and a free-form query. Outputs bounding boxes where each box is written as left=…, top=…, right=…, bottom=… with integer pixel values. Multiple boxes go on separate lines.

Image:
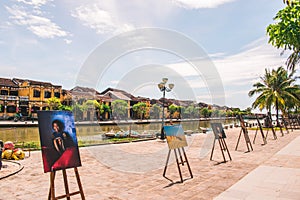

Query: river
left=0, top=118, right=238, bottom=147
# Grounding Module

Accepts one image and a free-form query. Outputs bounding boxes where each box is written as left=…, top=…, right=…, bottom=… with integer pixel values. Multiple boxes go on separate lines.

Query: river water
left=0, top=118, right=238, bottom=147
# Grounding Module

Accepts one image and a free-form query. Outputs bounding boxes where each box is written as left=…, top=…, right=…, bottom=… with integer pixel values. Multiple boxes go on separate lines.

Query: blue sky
left=0, top=0, right=290, bottom=110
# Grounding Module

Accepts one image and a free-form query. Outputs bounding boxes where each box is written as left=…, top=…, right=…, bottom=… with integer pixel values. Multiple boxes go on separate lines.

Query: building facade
left=0, top=77, right=63, bottom=119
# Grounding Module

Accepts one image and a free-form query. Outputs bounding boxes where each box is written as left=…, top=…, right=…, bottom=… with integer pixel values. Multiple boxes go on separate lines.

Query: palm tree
left=283, top=0, right=297, bottom=6
left=249, top=66, right=300, bottom=124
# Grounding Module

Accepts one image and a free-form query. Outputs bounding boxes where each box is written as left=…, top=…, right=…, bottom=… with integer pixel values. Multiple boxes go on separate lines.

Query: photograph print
left=210, top=122, right=227, bottom=139
left=37, top=110, right=81, bottom=173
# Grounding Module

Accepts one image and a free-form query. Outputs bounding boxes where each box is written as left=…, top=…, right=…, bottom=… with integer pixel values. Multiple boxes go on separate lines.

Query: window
left=33, top=89, right=40, bottom=97
left=7, top=105, right=16, bottom=113
left=1, top=90, right=8, bottom=95
left=31, top=106, right=39, bottom=113
left=9, top=90, right=18, bottom=96
left=44, top=91, right=51, bottom=98
left=54, top=92, right=60, bottom=98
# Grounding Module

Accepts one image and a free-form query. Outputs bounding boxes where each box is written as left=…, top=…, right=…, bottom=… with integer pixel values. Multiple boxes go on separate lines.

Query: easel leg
left=48, top=171, right=56, bottom=200
left=272, top=127, right=277, bottom=140
left=277, top=119, right=284, bottom=136
left=218, top=139, right=226, bottom=162
left=182, top=147, right=193, bottom=179
left=174, top=149, right=183, bottom=183
left=163, top=150, right=171, bottom=178
left=62, top=169, right=71, bottom=200
left=244, top=132, right=253, bottom=152
left=210, top=139, right=216, bottom=160
left=235, top=129, right=242, bottom=151
left=74, top=167, right=85, bottom=200
left=253, top=128, right=258, bottom=144
left=221, top=138, right=232, bottom=161
left=177, top=148, right=184, bottom=166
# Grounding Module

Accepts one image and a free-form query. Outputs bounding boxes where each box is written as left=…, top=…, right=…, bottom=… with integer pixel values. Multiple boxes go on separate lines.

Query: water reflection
left=0, top=119, right=237, bottom=146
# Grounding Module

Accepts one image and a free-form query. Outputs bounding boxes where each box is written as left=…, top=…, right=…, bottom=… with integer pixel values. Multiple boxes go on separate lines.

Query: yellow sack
left=2, top=149, right=25, bottom=160
left=2, top=150, right=13, bottom=159
left=13, top=149, right=25, bottom=160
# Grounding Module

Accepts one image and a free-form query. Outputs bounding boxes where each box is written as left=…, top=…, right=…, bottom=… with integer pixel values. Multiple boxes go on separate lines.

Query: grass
left=12, top=137, right=156, bottom=150
left=247, top=127, right=287, bottom=131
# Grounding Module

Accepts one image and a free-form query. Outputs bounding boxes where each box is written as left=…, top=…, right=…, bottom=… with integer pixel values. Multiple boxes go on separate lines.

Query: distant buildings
left=0, top=77, right=237, bottom=120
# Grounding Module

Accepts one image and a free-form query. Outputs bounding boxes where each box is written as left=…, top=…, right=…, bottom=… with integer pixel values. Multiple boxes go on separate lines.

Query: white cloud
left=168, top=37, right=287, bottom=87
left=172, top=0, right=236, bottom=9
left=16, top=0, right=52, bottom=7
left=214, top=37, right=287, bottom=86
left=71, top=4, right=135, bottom=35
left=5, top=3, right=70, bottom=39
left=165, top=37, right=289, bottom=107
left=63, top=39, right=72, bottom=44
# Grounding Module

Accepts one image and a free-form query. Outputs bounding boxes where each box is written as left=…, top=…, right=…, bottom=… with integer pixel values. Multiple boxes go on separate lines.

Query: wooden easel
left=162, top=125, right=193, bottom=183
left=210, top=122, right=231, bottom=163
left=210, top=137, right=232, bottom=162
left=235, top=115, right=253, bottom=152
left=48, top=167, right=85, bottom=200
left=163, top=147, right=193, bottom=183
left=265, top=113, right=278, bottom=140
left=253, top=114, right=267, bottom=145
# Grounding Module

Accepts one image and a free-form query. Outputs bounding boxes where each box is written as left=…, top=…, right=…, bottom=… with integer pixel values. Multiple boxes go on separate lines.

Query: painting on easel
left=164, top=125, right=188, bottom=149
left=211, top=123, right=227, bottom=139
left=37, top=111, right=81, bottom=173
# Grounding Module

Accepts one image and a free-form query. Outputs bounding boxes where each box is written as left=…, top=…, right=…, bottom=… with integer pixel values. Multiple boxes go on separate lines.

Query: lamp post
left=158, top=78, right=174, bottom=140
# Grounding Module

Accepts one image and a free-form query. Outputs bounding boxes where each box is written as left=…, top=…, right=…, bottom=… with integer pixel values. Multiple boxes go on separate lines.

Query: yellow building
left=0, top=77, right=63, bottom=119
left=13, top=78, right=63, bottom=116
left=0, top=78, right=19, bottom=119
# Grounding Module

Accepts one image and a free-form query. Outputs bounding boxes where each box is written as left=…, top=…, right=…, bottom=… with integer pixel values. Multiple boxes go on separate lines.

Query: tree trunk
left=276, top=98, right=280, bottom=127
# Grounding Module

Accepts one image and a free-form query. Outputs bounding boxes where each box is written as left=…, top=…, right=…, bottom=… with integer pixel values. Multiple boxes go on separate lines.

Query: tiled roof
left=12, top=78, right=61, bottom=88
left=100, top=87, right=133, bottom=98
left=105, top=91, right=131, bottom=101
left=0, top=78, right=18, bottom=87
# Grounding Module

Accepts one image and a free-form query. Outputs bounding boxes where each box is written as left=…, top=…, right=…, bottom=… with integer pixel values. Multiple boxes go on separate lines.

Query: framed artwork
left=164, top=125, right=188, bottom=150
left=37, top=111, right=81, bottom=173
left=210, top=123, right=227, bottom=139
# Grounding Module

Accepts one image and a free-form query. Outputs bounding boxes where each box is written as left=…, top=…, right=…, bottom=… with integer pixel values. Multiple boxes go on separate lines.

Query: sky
left=0, top=0, right=291, bottom=110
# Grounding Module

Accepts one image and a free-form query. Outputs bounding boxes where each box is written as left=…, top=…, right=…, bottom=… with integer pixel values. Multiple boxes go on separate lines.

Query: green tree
left=283, top=0, right=298, bottom=6
left=248, top=66, right=300, bottom=122
left=60, top=105, right=72, bottom=111
left=150, top=104, right=161, bottom=119
left=111, top=100, right=128, bottom=120
left=47, top=97, right=62, bottom=110
left=211, top=109, right=220, bottom=118
left=99, top=103, right=111, bottom=119
left=72, top=102, right=83, bottom=121
left=267, top=2, right=300, bottom=70
left=183, top=105, right=199, bottom=118
left=132, top=102, right=147, bottom=119
left=84, top=100, right=100, bottom=109
left=200, top=107, right=210, bottom=118
left=168, top=104, right=179, bottom=119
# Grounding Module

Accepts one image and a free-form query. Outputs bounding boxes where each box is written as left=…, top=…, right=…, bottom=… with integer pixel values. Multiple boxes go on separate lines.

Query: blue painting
left=37, top=111, right=81, bottom=173
left=164, top=125, right=188, bottom=149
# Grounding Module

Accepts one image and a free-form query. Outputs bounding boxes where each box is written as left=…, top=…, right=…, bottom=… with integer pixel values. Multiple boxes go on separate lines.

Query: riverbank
left=0, top=117, right=237, bottom=128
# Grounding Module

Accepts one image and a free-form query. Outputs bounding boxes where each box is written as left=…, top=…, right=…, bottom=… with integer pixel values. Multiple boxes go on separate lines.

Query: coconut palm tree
left=248, top=66, right=300, bottom=124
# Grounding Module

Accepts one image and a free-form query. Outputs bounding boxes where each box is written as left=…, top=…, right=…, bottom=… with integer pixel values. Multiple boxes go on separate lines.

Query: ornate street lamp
left=158, top=78, right=174, bottom=140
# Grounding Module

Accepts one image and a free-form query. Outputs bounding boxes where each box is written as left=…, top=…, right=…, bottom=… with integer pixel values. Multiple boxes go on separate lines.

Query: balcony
left=19, top=96, right=29, bottom=101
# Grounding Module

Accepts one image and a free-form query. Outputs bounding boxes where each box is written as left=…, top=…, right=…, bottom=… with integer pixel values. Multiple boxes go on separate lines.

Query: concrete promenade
left=1, top=127, right=300, bottom=199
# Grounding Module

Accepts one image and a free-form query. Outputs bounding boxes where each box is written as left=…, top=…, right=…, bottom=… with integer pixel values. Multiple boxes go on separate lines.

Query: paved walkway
left=215, top=135, right=300, bottom=200
left=0, top=127, right=299, bottom=199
